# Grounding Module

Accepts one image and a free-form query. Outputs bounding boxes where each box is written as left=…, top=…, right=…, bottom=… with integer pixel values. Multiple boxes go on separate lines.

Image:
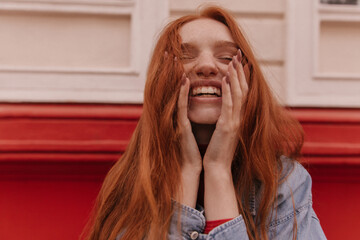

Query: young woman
left=85, top=6, right=327, bottom=240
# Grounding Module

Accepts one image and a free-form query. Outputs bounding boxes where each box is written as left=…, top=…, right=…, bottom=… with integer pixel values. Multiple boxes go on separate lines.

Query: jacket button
left=190, top=231, right=199, bottom=239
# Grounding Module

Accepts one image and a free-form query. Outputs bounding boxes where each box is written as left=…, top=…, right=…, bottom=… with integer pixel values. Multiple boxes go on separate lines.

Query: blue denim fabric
left=168, top=157, right=327, bottom=240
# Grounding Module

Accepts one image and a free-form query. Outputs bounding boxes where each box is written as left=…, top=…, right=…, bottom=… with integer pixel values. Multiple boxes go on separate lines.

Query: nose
left=194, top=52, right=218, bottom=77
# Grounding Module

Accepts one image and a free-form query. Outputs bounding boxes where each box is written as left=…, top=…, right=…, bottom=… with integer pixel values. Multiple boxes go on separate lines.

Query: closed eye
left=180, top=43, right=197, bottom=61
left=218, top=56, right=233, bottom=63
left=180, top=54, right=196, bottom=60
left=219, top=57, right=232, bottom=61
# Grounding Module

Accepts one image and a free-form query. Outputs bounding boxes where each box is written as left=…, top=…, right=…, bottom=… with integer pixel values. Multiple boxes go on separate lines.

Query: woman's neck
left=191, top=122, right=216, bottom=145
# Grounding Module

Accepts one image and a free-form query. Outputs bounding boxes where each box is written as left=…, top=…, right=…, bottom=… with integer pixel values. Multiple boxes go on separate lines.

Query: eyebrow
left=181, top=41, right=238, bottom=50
left=214, top=41, right=238, bottom=49
left=181, top=43, right=197, bottom=52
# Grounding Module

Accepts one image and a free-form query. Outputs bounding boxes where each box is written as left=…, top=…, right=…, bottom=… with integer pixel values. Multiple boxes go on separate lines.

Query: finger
left=229, top=50, right=248, bottom=120
left=235, top=50, right=248, bottom=97
left=219, top=75, right=232, bottom=122
left=178, top=73, right=190, bottom=124
left=228, top=56, right=242, bottom=115
left=228, top=56, right=241, bottom=93
left=243, top=62, right=251, bottom=82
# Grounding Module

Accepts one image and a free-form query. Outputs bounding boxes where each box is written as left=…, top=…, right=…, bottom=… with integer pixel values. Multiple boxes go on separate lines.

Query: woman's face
left=179, top=18, right=238, bottom=124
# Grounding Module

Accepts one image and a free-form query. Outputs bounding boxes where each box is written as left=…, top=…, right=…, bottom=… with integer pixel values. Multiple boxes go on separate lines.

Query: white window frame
left=286, top=0, right=360, bottom=107
left=0, top=0, right=169, bottom=103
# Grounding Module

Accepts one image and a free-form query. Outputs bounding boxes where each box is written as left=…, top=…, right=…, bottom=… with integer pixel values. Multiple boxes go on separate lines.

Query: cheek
left=182, top=63, right=193, bottom=74
left=218, top=65, right=230, bottom=75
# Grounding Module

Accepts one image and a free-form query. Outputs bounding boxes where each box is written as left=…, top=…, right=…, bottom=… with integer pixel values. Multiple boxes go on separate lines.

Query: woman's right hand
left=177, top=73, right=202, bottom=208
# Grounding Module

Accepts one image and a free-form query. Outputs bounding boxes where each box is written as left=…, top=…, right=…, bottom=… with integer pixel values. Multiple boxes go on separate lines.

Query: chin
left=188, top=109, right=220, bottom=124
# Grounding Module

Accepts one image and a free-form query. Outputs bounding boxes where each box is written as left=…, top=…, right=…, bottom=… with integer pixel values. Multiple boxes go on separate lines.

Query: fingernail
left=237, top=49, right=242, bottom=62
left=174, top=56, right=178, bottom=62
left=164, top=51, right=168, bottom=59
left=181, top=73, right=186, bottom=85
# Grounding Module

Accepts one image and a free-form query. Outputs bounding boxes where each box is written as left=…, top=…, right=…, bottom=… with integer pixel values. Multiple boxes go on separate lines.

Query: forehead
left=179, top=18, right=234, bottom=44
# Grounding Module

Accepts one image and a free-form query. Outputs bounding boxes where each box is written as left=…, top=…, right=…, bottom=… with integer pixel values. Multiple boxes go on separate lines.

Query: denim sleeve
left=169, top=160, right=327, bottom=240
left=169, top=201, right=249, bottom=240
left=267, top=161, right=327, bottom=239
left=168, top=201, right=205, bottom=239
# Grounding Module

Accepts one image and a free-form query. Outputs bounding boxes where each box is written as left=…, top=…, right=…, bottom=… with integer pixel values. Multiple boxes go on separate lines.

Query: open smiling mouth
left=190, top=86, right=222, bottom=97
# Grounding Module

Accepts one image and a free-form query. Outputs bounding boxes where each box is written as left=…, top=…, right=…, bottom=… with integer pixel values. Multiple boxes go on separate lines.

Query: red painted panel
left=0, top=103, right=142, bottom=120
left=308, top=165, right=360, bottom=240
left=0, top=119, right=137, bottom=154
left=0, top=161, right=114, bottom=240
left=290, top=108, right=360, bottom=123
left=0, top=179, right=103, bottom=240
left=0, top=104, right=359, bottom=240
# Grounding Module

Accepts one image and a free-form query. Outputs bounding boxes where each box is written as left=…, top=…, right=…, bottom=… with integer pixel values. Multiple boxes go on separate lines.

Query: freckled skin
left=180, top=19, right=237, bottom=124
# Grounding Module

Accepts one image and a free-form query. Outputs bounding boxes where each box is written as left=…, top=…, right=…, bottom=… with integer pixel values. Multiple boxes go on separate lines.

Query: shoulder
left=271, top=156, right=313, bottom=223
left=279, top=156, right=312, bottom=194
left=277, top=156, right=312, bottom=204
left=280, top=155, right=312, bottom=186
left=264, top=159, right=327, bottom=239
left=252, top=156, right=313, bottom=221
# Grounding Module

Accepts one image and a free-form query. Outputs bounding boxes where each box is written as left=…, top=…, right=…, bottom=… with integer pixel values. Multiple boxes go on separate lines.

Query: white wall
left=0, top=0, right=359, bottom=107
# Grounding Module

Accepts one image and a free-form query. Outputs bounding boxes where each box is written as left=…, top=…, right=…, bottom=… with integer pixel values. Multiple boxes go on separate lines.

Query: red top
left=204, top=218, right=233, bottom=234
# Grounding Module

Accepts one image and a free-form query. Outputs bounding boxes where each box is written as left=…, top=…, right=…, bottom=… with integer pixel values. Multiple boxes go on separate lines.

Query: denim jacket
left=168, top=157, right=327, bottom=239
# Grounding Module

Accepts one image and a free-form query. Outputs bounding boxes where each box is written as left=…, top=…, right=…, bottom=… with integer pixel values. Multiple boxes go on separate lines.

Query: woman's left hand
left=203, top=49, right=249, bottom=172
left=203, top=49, right=250, bottom=220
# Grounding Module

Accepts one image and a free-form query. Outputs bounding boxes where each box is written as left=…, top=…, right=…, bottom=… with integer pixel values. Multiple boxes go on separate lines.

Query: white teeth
left=191, top=86, right=221, bottom=96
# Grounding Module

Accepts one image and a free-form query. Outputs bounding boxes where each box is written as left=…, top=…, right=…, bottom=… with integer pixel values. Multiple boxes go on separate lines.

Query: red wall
left=0, top=104, right=359, bottom=240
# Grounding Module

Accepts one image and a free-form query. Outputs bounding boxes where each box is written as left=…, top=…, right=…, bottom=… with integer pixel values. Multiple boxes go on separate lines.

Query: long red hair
left=84, top=6, right=303, bottom=240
